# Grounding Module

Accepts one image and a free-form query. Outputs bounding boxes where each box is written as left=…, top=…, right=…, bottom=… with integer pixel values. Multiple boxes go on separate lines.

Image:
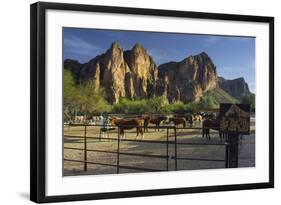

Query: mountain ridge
left=218, top=76, right=252, bottom=100
left=64, top=42, right=252, bottom=104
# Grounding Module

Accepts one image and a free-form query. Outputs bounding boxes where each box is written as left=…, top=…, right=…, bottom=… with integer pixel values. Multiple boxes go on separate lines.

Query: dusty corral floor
left=63, top=120, right=255, bottom=176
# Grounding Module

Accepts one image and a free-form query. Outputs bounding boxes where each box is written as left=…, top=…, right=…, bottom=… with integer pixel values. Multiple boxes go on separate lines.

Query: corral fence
left=64, top=124, right=236, bottom=173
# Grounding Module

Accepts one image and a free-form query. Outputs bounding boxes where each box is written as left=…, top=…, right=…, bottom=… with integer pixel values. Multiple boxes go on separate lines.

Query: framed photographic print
left=30, top=1, right=274, bottom=203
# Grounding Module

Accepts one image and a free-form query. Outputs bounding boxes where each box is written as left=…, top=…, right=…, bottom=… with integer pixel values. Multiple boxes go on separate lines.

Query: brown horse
left=111, top=118, right=144, bottom=139
left=202, top=119, right=220, bottom=140
left=169, top=117, right=186, bottom=128
left=149, top=116, right=167, bottom=131
left=141, top=115, right=151, bottom=133
left=185, top=114, right=193, bottom=126
left=202, top=113, right=226, bottom=140
left=174, top=114, right=193, bottom=126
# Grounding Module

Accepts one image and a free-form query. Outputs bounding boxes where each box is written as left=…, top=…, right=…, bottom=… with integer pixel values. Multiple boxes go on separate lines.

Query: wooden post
left=117, top=127, right=120, bottom=174
left=226, top=134, right=239, bottom=168
left=84, top=125, right=87, bottom=172
left=225, top=142, right=229, bottom=168
left=166, top=128, right=169, bottom=171
left=174, top=127, right=178, bottom=171
left=219, top=104, right=250, bottom=168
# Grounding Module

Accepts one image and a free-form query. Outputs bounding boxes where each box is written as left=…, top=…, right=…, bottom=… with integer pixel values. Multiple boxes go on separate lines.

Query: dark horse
left=111, top=118, right=144, bottom=139
left=202, top=113, right=226, bottom=141
left=174, top=114, right=193, bottom=126
left=148, top=116, right=167, bottom=131
left=140, top=115, right=151, bottom=133
left=169, top=117, right=186, bottom=128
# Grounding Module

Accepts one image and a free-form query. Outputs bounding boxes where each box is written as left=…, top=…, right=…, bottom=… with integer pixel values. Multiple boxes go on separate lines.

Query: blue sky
left=63, top=27, right=255, bottom=92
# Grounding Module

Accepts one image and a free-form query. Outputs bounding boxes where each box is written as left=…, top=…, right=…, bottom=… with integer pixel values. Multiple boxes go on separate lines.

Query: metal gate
left=64, top=124, right=235, bottom=174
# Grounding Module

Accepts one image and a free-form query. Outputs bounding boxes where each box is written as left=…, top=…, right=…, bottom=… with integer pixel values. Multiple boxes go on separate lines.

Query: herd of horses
left=66, top=111, right=227, bottom=140
left=107, top=112, right=225, bottom=140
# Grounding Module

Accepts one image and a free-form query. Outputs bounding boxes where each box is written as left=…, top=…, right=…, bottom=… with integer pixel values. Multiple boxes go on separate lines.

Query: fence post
left=84, top=125, right=87, bottom=172
left=226, top=134, right=239, bottom=168
left=166, top=128, right=169, bottom=171
left=225, top=142, right=229, bottom=168
left=117, top=127, right=120, bottom=174
left=174, top=127, right=178, bottom=171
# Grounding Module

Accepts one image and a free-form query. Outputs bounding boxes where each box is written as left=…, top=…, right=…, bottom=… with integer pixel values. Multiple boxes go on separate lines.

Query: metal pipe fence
left=64, top=124, right=231, bottom=174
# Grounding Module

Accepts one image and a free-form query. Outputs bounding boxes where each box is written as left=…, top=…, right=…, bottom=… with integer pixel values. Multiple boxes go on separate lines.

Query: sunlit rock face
left=75, top=42, right=158, bottom=103
left=158, top=52, right=218, bottom=102
left=65, top=44, right=220, bottom=104
left=124, top=43, right=158, bottom=98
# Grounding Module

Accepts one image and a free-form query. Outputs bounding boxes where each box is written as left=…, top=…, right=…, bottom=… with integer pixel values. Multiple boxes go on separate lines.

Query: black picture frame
left=30, top=1, right=274, bottom=203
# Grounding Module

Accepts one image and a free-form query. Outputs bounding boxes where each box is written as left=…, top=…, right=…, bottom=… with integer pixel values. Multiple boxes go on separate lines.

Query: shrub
left=199, top=96, right=218, bottom=109
left=112, top=98, right=149, bottom=114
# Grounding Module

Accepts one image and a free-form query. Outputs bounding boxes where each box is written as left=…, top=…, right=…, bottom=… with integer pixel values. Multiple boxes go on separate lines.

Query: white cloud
left=64, top=34, right=101, bottom=57
left=204, top=36, right=220, bottom=47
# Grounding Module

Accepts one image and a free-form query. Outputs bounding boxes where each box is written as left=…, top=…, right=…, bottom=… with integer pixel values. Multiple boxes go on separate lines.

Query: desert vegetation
left=64, top=69, right=255, bottom=118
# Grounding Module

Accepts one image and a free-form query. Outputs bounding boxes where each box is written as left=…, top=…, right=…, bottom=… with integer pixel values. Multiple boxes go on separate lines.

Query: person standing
left=100, top=113, right=108, bottom=138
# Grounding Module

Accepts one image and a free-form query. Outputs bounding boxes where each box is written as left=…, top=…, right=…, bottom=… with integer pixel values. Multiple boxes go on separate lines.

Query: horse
left=174, top=114, right=193, bottom=126
left=192, top=114, right=203, bottom=122
left=202, top=112, right=217, bottom=121
left=111, top=118, right=144, bottom=139
left=185, top=114, right=193, bottom=126
left=141, top=115, right=151, bottom=133
left=169, top=117, right=186, bottom=128
left=202, top=113, right=226, bottom=141
left=75, top=115, right=86, bottom=123
left=202, top=119, right=220, bottom=140
left=149, top=116, right=167, bottom=131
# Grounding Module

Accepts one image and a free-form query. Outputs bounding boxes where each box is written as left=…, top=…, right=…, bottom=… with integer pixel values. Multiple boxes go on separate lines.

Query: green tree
left=112, top=98, right=150, bottom=114
left=148, top=96, right=167, bottom=113
left=241, top=94, right=255, bottom=110
left=64, top=70, right=82, bottom=117
left=80, top=80, right=112, bottom=115
left=200, top=96, right=218, bottom=109
left=63, top=70, right=112, bottom=118
left=168, top=101, right=185, bottom=114
left=184, top=101, right=201, bottom=113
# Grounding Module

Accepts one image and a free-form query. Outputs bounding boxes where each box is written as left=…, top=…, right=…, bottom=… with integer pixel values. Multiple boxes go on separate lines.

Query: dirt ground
left=63, top=120, right=255, bottom=176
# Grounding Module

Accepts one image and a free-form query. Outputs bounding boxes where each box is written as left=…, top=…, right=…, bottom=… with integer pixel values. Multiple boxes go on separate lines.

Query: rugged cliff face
left=158, top=52, right=218, bottom=102
left=218, top=77, right=251, bottom=100
left=124, top=43, right=158, bottom=98
left=65, top=42, right=158, bottom=103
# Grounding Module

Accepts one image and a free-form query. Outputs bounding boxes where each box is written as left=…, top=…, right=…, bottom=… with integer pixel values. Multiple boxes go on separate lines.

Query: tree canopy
left=64, top=70, right=111, bottom=117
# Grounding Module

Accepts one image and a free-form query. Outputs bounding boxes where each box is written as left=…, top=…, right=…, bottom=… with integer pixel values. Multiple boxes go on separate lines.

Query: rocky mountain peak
left=69, top=42, right=158, bottom=103
left=106, top=42, right=124, bottom=60
left=110, top=42, right=123, bottom=51
left=197, top=51, right=210, bottom=59
left=218, top=77, right=250, bottom=100
left=132, top=43, right=145, bottom=51
left=158, top=52, right=218, bottom=102
left=124, top=43, right=158, bottom=97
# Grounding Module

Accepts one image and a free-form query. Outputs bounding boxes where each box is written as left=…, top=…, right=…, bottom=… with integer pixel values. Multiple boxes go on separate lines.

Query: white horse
left=75, top=115, right=86, bottom=123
